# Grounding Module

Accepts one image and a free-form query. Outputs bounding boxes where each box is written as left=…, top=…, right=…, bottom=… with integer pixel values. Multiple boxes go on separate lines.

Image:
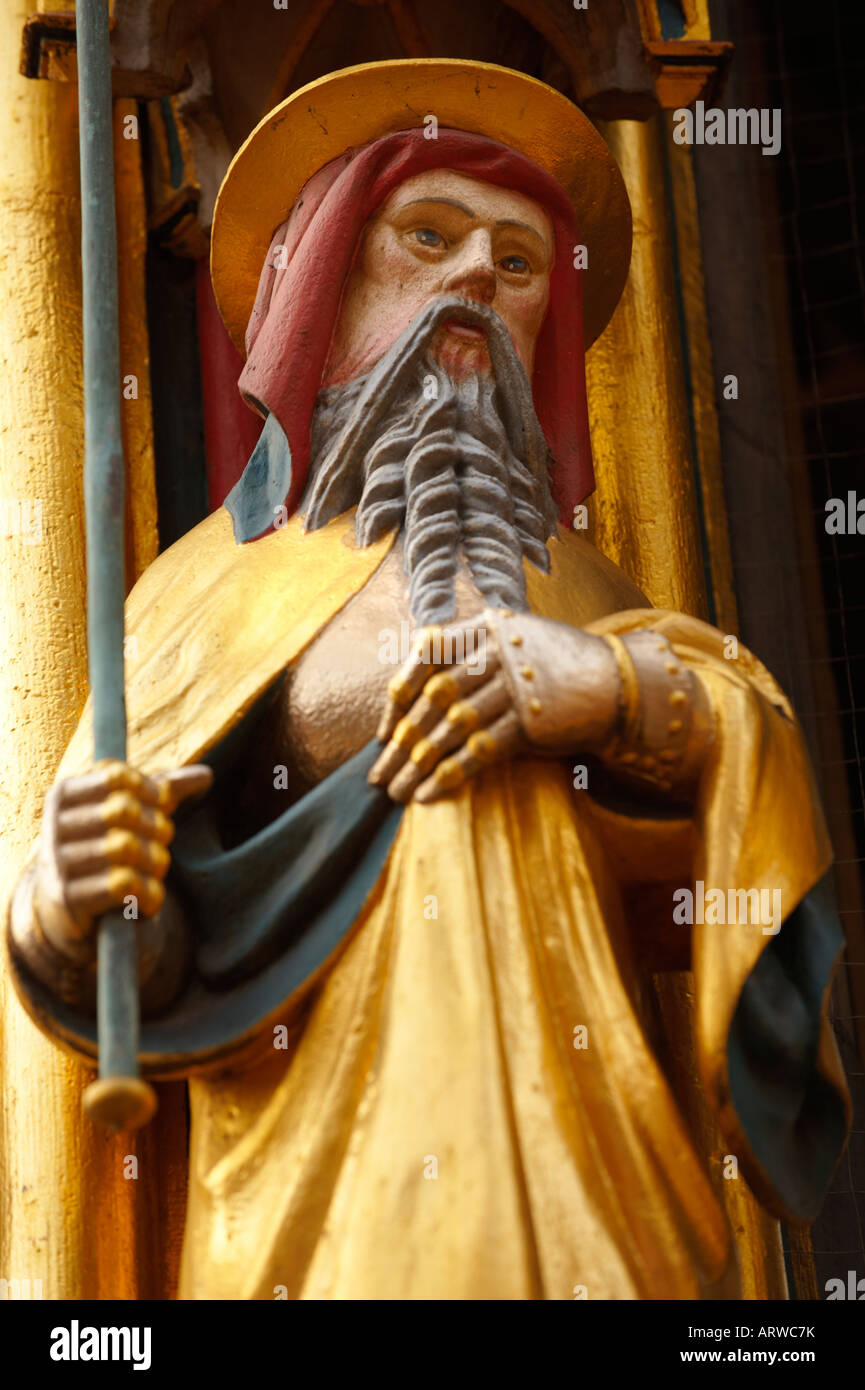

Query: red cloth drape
left=196, top=259, right=264, bottom=512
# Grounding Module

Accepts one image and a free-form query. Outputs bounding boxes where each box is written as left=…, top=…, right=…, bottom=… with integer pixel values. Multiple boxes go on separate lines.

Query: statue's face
left=324, top=169, right=554, bottom=387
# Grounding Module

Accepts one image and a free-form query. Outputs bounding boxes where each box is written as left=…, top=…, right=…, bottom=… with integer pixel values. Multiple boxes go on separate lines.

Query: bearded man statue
left=6, top=60, right=850, bottom=1301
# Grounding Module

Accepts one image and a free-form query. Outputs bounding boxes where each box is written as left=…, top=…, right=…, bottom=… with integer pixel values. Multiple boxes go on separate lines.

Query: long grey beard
left=302, top=296, right=557, bottom=626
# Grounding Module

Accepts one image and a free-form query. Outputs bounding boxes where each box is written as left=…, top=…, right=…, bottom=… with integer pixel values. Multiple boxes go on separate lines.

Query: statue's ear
left=224, top=412, right=293, bottom=543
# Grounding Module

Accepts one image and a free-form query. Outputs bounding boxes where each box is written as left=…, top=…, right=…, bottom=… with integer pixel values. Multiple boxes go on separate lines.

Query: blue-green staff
left=77, top=0, right=157, bottom=1131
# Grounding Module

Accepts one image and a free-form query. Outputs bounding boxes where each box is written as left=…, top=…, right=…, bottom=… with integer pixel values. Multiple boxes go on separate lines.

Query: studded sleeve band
left=599, top=631, right=714, bottom=795
left=490, top=610, right=713, bottom=797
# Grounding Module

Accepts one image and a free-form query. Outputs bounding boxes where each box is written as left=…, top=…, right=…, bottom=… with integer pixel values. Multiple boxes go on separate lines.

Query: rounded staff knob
left=83, top=1076, right=158, bottom=1132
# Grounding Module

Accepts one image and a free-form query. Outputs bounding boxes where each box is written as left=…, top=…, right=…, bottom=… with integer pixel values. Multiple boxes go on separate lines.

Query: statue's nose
left=442, top=231, right=496, bottom=305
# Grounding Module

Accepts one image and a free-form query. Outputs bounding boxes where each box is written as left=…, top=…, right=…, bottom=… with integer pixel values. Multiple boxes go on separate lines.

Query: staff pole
left=76, top=0, right=157, bottom=1131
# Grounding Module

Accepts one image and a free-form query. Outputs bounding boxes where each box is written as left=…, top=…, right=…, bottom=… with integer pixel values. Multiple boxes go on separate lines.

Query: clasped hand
left=368, top=609, right=620, bottom=803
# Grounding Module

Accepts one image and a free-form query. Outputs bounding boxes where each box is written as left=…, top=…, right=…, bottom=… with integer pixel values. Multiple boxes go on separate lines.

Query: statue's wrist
left=489, top=610, right=620, bottom=752
left=598, top=631, right=713, bottom=794
left=10, top=867, right=190, bottom=1017
left=8, top=868, right=96, bottom=1008
left=33, top=875, right=95, bottom=965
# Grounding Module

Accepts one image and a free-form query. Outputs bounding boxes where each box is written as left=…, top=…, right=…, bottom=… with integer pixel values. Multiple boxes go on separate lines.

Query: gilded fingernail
left=387, top=674, right=416, bottom=707
left=467, top=730, right=499, bottom=764
left=425, top=672, right=460, bottom=708
left=148, top=842, right=171, bottom=875
left=410, top=739, right=439, bottom=775
left=392, top=717, right=421, bottom=750
left=433, top=758, right=465, bottom=790
left=446, top=700, right=480, bottom=733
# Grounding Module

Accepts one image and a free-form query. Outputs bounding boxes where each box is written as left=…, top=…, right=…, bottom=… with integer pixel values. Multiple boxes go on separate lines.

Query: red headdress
left=237, top=127, right=594, bottom=531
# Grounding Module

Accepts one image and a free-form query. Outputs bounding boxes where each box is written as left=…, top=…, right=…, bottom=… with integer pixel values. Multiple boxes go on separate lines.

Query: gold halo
left=211, top=58, right=632, bottom=356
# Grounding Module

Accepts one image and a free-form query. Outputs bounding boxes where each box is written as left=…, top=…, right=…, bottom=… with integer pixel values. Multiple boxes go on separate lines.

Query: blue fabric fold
left=169, top=739, right=403, bottom=990
left=727, top=874, right=847, bottom=1220
left=224, top=409, right=293, bottom=542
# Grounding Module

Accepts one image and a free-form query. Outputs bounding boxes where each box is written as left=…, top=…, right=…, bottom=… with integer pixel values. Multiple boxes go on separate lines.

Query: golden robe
left=16, top=505, right=850, bottom=1300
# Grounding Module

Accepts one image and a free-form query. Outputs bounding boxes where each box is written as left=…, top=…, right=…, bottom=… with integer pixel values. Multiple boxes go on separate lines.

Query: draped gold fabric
left=9, top=498, right=848, bottom=1301
left=181, top=755, right=731, bottom=1300
left=44, top=506, right=832, bottom=1302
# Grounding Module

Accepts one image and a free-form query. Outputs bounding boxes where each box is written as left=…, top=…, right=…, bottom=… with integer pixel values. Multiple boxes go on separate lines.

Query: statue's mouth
left=442, top=316, right=488, bottom=343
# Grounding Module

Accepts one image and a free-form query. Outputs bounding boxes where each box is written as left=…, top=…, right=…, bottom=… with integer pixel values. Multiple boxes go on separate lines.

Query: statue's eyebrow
left=398, top=199, right=548, bottom=252
left=401, top=197, right=475, bottom=216
left=495, top=218, right=549, bottom=250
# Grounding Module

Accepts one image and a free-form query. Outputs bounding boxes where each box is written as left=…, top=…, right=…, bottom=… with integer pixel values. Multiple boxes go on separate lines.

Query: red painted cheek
left=365, top=231, right=437, bottom=291
left=343, top=245, right=442, bottom=362
left=322, top=233, right=430, bottom=384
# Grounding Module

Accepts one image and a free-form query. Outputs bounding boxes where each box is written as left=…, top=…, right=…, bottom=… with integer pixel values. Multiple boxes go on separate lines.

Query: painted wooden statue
left=6, top=60, right=850, bottom=1299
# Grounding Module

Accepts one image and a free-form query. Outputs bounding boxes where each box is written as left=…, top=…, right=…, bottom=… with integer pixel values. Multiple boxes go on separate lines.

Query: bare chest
left=262, top=539, right=489, bottom=790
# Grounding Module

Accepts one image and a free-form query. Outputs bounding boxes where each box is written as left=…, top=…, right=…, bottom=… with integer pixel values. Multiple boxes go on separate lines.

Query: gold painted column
left=0, top=0, right=184, bottom=1299
left=587, top=115, right=706, bottom=615
left=115, top=96, right=160, bottom=581
left=586, top=114, right=787, bottom=1300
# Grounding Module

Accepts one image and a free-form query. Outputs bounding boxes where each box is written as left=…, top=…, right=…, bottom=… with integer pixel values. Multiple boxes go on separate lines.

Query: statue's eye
left=501, top=254, right=530, bottom=275
left=413, top=227, right=445, bottom=248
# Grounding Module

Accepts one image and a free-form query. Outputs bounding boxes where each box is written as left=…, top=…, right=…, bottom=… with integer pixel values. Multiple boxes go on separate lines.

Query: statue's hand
left=368, top=610, right=619, bottom=803
left=33, top=759, right=213, bottom=957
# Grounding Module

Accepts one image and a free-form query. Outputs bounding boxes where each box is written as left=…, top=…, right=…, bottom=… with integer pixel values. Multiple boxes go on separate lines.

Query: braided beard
left=302, top=296, right=557, bottom=626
